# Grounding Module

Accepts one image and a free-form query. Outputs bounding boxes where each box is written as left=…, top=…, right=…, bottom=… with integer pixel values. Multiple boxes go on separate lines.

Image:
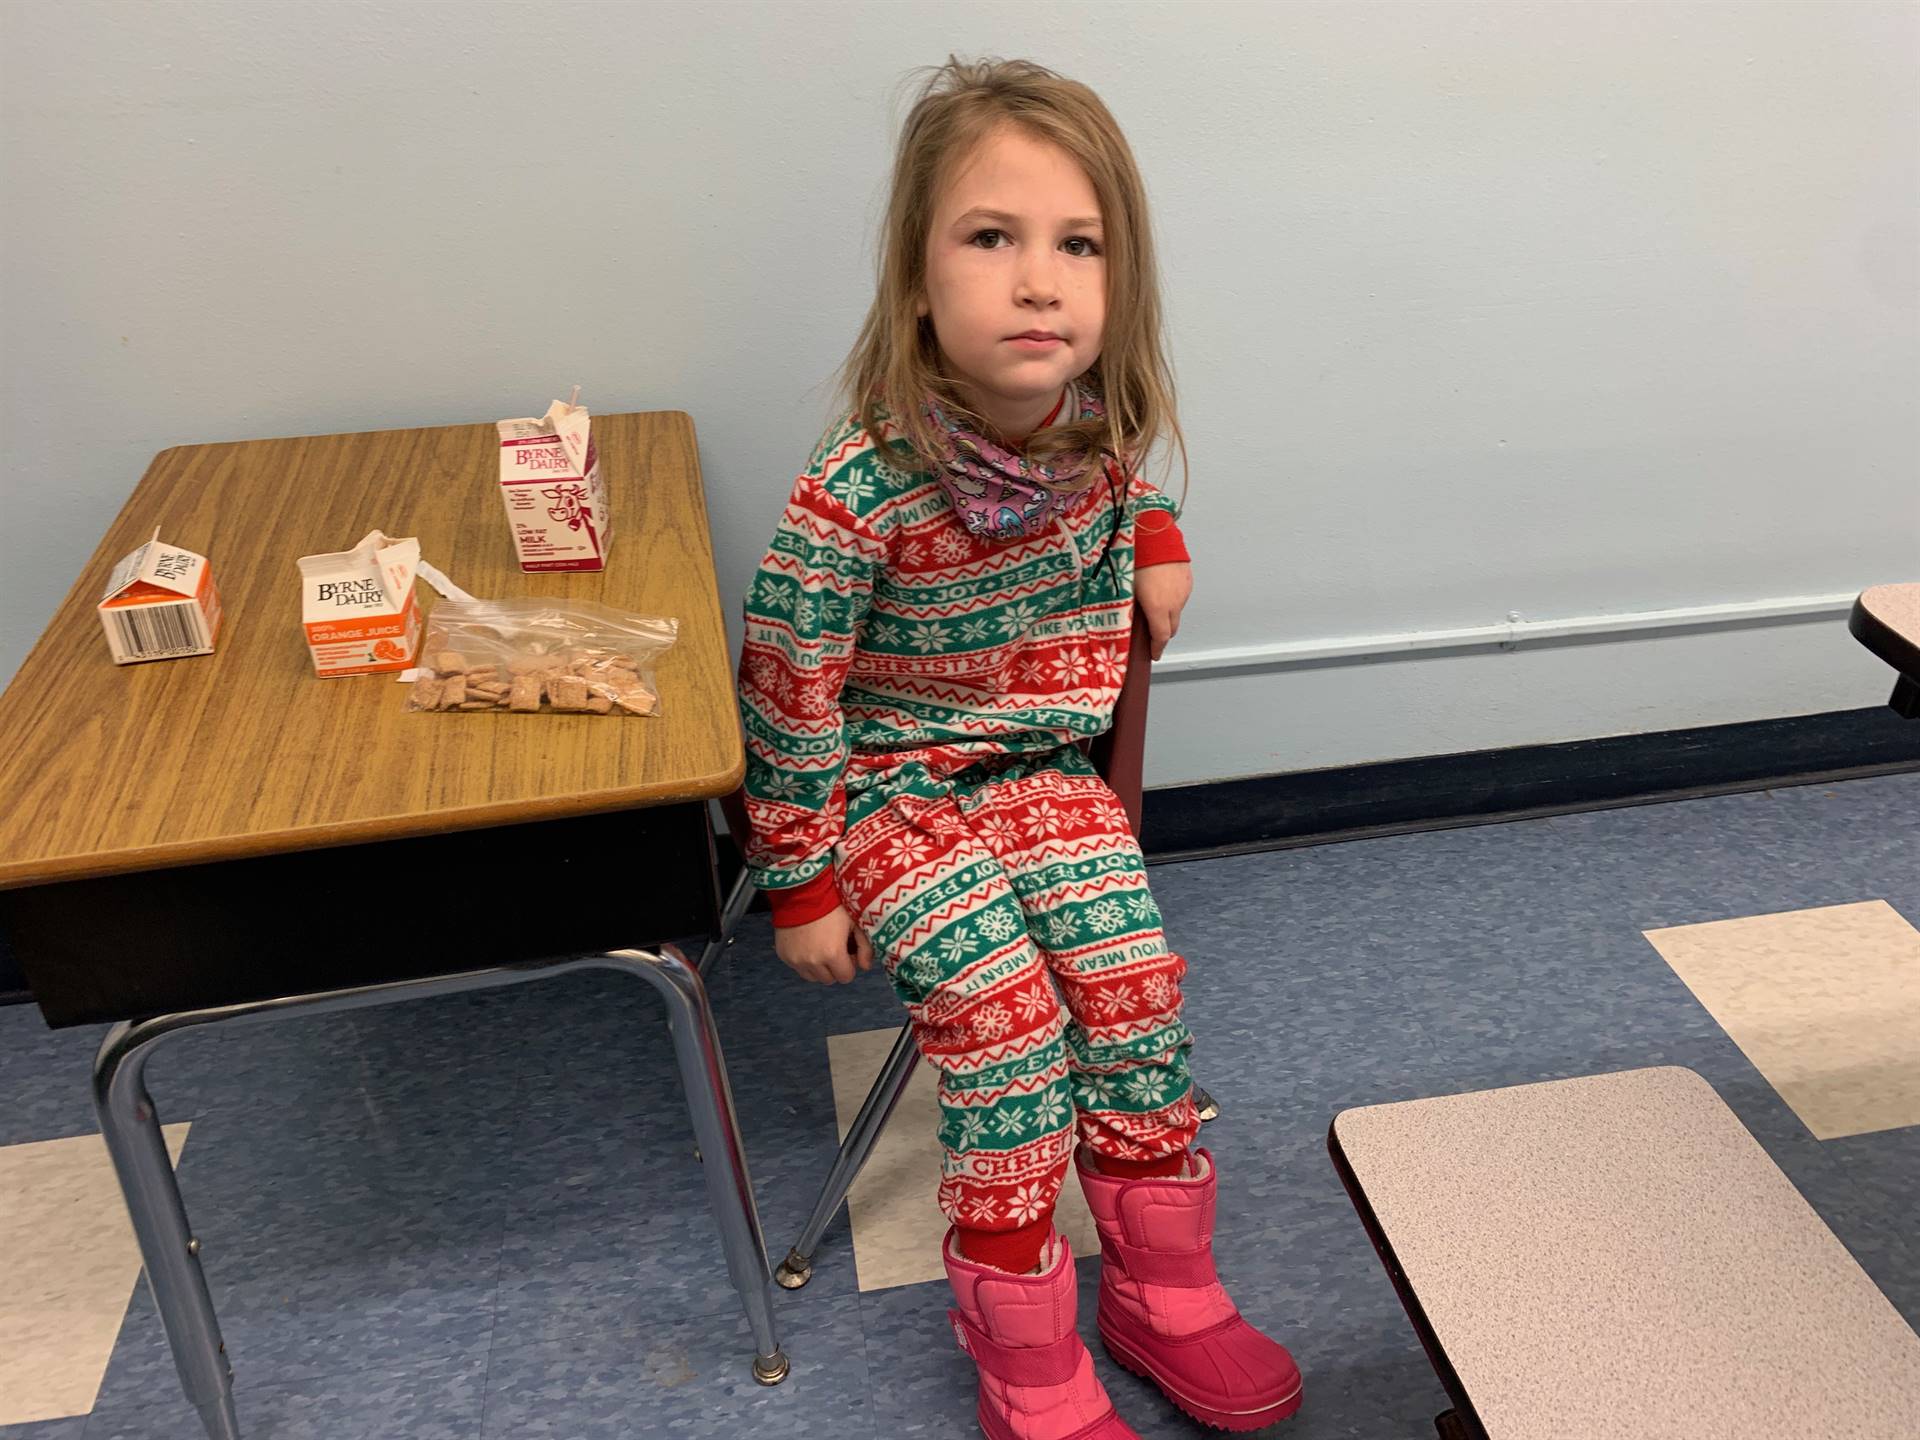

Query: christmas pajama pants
left=836, top=745, right=1200, bottom=1238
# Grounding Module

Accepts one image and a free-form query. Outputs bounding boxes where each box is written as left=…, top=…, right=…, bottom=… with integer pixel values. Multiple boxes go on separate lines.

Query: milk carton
left=496, top=393, right=610, bottom=571
left=296, top=530, right=423, bottom=677
left=97, top=531, right=223, bottom=664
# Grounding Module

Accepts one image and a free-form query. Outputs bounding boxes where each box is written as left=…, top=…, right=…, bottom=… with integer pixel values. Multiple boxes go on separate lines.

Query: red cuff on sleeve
left=1133, top=512, right=1190, bottom=568
left=765, top=867, right=844, bottom=927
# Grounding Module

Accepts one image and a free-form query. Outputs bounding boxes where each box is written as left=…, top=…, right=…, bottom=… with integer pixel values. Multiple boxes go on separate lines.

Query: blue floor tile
left=0, top=1419, right=89, bottom=1440
left=99, top=1259, right=498, bottom=1409
left=0, top=1008, right=108, bottom=1146
left=489, top=1105, right=854, bottom=1352
left=84, top=1355, right=485, bottom=1439
left=480, top=1294, right=873, bottom=1439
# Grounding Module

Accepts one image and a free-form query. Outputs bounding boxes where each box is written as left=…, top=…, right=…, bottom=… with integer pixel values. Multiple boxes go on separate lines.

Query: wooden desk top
left=0, top=412, right=743, bottom=890
left=1333, top=1067, right=1920, bottom=1438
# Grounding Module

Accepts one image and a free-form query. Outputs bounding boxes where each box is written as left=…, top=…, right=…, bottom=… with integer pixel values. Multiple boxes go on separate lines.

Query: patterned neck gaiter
left=923, top=381, right=1106, bottom=540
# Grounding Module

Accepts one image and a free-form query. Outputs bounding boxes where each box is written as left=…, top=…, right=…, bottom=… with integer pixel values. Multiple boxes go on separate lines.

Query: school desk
left=0, top=411, right=782, bottom=1440
left=1330, top=1067, right=1920, bottom=1438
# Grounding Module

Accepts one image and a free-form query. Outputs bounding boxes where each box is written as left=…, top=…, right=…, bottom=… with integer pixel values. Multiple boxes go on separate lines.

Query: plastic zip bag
left=403, top=597, right=677, bottom=717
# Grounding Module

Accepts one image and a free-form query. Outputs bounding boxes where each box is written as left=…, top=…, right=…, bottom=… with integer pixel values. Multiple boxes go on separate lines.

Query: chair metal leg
left=689, top=870, right=760, bottom=1159
left=775, top=1020, right=921, bottom=1289
left=770, top=1018, right=1221, bottom=1293
left=1193, top=1083, right=1220, bottom=1123
left=1179, top=1031, right=1219, bottom=1122
left=696, top=868, right=757, bottom=980
left=89, top=946, right=790, bottom=1440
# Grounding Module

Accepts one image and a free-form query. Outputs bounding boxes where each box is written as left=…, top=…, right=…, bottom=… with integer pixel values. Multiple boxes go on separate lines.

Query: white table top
left=1859, top=583, right=1920, bottom=648
left=1334, top=1066, right=1920, bottom=1438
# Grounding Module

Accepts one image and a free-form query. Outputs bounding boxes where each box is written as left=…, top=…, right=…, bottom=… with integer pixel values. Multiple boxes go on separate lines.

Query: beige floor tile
left=0, top=1124, right=190, bottom=1424
left=1644, top=900, right=1920, bottom=1139
left=826, top=1027, right=1099, bottom=1291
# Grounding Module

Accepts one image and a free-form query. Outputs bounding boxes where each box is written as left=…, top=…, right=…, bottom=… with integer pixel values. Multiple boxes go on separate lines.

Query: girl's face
left=918, top=124, right=1107, bottom=443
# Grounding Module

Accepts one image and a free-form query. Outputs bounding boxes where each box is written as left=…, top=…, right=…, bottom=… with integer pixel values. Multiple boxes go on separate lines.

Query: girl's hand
left=1135, top=562, right=1193, bottom=661
left=774, top=905, right=874, bottom=985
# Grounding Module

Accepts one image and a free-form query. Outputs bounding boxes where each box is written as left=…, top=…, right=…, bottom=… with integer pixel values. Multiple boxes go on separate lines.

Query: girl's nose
left=1014, top=253, right=1062, bottom=307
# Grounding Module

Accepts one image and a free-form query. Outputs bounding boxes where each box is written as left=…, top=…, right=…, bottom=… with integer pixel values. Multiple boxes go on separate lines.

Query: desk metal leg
left=93, top=1027, right=239, bottom=1440
left=90, top=945, right=787, bottom=1440
left=599, top=946, right=788, bottom=1385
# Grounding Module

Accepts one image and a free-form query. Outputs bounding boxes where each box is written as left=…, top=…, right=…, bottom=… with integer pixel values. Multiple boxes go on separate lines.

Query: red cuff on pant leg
left=1091, top=1150, right=1189, bottom=1180
left=955, top=1214, right=1053, bottom=1273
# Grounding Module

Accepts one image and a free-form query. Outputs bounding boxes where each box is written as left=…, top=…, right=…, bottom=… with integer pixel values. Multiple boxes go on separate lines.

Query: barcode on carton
left=105, top=601, right=209, bottom=662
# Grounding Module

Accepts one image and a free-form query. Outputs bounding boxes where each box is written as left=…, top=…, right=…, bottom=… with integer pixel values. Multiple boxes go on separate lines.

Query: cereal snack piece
left=457, top=700, right=495, bottom=710
left=612, top=679, right=659, bottom=716
left=432, top=650, right=469, bottom=674
left=465, top=666, right=500, bottom=684
left=586, top=695, right=613, bottom=714
left=439, top=674, right=468, bottom=710
left=508, top=676, right=542, bottom=712
left=548, top=674, right=590, bottom=711
left=472, top=681, right=510, bottom=699
left=410, top=676, right=444, bottom=711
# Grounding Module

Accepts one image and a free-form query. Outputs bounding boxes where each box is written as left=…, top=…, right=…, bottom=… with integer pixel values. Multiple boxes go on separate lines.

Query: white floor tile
left=826, top=1027, right=1099, bottom=1290
left=0, top=1124, right=189, bottom=1424
left=1645, top=900, right=1920, bottom=1139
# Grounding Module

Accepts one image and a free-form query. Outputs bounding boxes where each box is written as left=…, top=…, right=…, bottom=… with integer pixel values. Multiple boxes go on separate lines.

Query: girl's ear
left=915, top=294, right=931, bottom=319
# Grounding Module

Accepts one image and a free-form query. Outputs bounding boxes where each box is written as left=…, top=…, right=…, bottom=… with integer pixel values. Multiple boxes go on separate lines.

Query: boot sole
left=977, top=1393, right=1138, bottom=1440
left=1099, top=1324, right=1303, bottom=1432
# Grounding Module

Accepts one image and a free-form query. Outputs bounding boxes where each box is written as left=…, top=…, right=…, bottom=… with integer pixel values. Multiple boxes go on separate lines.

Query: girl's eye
left=966, top=230, right=1103, bottom=256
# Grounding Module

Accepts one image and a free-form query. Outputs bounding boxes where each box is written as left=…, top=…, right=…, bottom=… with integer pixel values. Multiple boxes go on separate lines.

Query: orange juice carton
left=296, top=529, right=423, bottom=677
left=97, top=530, right=223, bottom=664
left=496, top=389, right=610, bottom=572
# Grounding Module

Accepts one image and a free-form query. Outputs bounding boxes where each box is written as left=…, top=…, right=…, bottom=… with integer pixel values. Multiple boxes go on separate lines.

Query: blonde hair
left=837, top=56, right=1187, bottom=502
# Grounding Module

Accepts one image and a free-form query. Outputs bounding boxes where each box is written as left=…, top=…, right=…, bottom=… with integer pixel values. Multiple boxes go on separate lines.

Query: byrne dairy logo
left=314, top=577, right=388, bottom=607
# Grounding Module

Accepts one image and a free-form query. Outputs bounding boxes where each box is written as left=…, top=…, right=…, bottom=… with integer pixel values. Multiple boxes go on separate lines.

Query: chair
left=704, top=610, right=1217, bottom=1289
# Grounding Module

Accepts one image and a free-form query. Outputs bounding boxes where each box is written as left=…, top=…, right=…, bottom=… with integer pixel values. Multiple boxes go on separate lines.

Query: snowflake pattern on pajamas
left=836, top=750, right=1195, bottom=1238
left=737, top=405, right=1193, bottom=1241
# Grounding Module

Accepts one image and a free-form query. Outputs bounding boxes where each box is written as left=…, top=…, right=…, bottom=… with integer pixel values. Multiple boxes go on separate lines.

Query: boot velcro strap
left=1100, top=1237, right=1219, bottom=1289
left=948, top=1308, right=1086, bottom=1386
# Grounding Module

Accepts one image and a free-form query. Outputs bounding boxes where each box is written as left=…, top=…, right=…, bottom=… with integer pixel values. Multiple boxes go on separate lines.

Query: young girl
left=737, top=57, right=1302, bottom=1439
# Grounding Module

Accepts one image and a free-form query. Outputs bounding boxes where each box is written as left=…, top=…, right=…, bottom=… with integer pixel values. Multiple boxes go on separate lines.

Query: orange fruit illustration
left=371, top=639, right=409, bottom=662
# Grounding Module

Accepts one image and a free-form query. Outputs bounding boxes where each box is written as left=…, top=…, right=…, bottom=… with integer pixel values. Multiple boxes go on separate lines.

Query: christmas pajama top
left=736, top=405, right=1189, bottom=925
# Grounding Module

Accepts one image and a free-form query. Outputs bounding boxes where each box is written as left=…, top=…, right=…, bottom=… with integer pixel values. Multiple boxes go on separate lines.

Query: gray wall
left=3, top=0, right=1914, bottom=786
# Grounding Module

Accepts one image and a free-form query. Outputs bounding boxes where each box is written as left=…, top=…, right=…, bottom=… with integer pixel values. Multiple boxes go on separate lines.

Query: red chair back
left=1083, top=609, right=1152, bottom=839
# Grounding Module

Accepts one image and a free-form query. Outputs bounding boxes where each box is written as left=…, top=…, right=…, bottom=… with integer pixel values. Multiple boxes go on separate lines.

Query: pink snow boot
left=1076, top=1147, right=1303, bottom=1431
left=943, top=1226, right=1143, bottom=1440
